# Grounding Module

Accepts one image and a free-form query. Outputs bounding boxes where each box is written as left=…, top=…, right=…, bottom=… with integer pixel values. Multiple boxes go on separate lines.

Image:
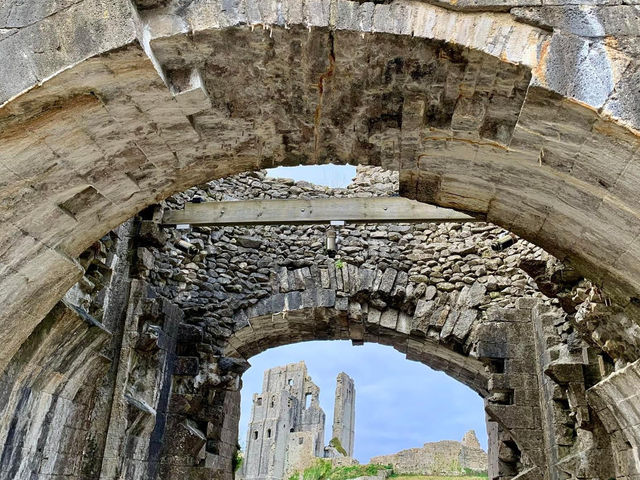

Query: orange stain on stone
left=532, top=39, right=550, bottom=86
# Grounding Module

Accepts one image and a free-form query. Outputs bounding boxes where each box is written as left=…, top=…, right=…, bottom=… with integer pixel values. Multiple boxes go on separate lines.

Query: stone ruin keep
left=241, top=361, right=356, bottom=480
left=1, top=1, right=640, bottom=479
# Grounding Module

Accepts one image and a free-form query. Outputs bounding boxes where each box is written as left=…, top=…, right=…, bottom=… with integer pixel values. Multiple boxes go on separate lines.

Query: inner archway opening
left=239, top=340, right=488, bottom=479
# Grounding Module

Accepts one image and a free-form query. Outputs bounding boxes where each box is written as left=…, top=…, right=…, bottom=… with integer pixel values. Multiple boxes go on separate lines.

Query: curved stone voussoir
left=225, top=304, right=490, bottom=395
left=144, top=0, right=547, bottom=69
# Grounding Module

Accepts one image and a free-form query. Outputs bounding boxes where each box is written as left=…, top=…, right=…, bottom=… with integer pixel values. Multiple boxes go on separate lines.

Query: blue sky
left=239, top=166, right=487, bottom=463
left=239, top=341, right=487, bottom=463
left=267, top=164, right=357, bottom=188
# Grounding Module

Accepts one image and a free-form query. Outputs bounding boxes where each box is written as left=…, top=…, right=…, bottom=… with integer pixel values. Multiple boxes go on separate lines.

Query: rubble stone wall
left=2, top=164, right=640, bottom=480
left=370, top=430, right=487, bottom=476
left=131, top=168, right=640, bottom=480
left=141, top=168, right=556, bottom=475
left=149, top=167, right=547, bottom=343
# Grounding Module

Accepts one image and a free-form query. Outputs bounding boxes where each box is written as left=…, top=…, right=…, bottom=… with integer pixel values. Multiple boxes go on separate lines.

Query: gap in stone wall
left=239, top=339, right=488, bottom=477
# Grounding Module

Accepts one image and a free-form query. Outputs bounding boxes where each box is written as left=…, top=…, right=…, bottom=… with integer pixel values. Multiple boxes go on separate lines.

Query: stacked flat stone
left=146, top=167, right=552, bottom=350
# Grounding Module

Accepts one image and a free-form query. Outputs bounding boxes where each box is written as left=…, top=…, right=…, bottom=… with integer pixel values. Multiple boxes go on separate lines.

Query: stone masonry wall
left=242, top=361, right=326, bottom=480
left=147, top=166, right=550, bottom=348
left=141, top=168, right=636, bottom=480
left=1, top=164, right=633, bottom=480
left=370, top=429, right=487, bottom=476
left=139, top=167, right=560, bottom=479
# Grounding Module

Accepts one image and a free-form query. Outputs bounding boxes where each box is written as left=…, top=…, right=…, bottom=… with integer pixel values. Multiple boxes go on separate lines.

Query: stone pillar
left=331, top=372, right=356, bottom=457
left=99, top=280, right=182, bottom=480
left=478, top=299, right=548, bottom=479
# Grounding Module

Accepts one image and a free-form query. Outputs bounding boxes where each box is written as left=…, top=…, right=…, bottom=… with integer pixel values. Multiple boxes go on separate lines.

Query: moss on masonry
left=329, top=437, right=348, bottom=456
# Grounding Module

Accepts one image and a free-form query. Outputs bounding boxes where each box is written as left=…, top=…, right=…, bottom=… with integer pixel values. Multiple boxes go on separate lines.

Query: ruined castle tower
left=241, top=362, right=326, bottom=480
left=331, top=372, right=356, bottom=457
left=242, top=363, right=356, bottom=480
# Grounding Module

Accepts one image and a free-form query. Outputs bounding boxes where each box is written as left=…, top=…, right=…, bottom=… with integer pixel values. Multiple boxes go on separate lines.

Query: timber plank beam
left=162, top=197, right=484, bottom=226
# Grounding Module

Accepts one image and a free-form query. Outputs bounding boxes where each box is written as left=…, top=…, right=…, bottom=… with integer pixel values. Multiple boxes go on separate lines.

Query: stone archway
left=226, top=277, right=491, bottom=395
left=130, top=168, right=617, bottom=480
left=1, top=1, right=640, bottom=479
left=1, top=0, right=639, bottom=379
left=0, top=166, right=630, bottom=480
left=222, top=274, right=548, bottom=466
left=149, top=268, right=550, bottom=480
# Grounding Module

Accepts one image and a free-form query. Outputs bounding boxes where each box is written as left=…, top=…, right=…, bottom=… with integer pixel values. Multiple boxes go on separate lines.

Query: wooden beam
left=162, top=197, right=484, bottom=226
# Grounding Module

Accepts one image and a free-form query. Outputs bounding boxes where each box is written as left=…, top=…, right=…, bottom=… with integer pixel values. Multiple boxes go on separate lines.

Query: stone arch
left=0, top=2, right=640, bottom=479
left=205, top=257, right=546, bottom=474
left=0, top=0, right=639, bottom=379
left=224, top=276, right=490, bottom=395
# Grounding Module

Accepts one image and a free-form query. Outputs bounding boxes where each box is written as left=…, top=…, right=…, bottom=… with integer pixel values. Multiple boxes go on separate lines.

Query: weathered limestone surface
left=0, top=222, right=136, bottom=480
left=1, top=2, right=640, bottom=480
left=0, top=301, right=111, bottom=480
left=0, top=0, right=639, bottom=388
left=461, top=430, right=489, bottom=473
left=332, top=373, right=356, bottom=459
left=370, top=429, right=487, bottom=475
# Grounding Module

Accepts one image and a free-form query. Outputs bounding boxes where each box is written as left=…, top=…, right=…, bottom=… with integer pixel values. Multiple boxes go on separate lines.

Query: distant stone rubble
left=370, top=430, right=487, bottom=476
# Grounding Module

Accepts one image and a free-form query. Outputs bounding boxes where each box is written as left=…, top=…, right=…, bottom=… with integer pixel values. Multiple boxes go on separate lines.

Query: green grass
left=290, top=460, right=392, bottom=480
left=290, top=460, right=487, bottom=480
left=389, top=472, right=487, bottom=480
left=389, top=476, right=486, bottom=480
left=388, top=466, right=487, bottom=480
left=330, top=464, right=392, bottom=480
left=302, top=459, right=333, bottom=480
